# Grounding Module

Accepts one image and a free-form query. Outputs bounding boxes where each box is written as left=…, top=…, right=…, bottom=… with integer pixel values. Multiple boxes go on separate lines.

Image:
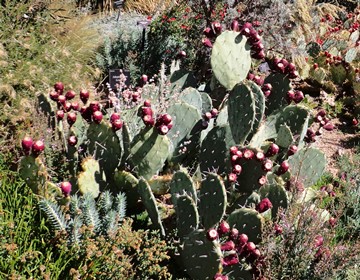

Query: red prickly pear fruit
left=307, top=128, right=316, bottom=137
left=266, top=143, right=279, bottom=157
left=329, top=217, right=336, bottom=227
left=229, top=228, right=239, bottom=240
left=167, top=121, right=173, bottom=130
left=288, top=145, right=298, bottom=156
left=248, top=32, right=261, bottom=44
left=89, top=101, right=100, bottom=113
left=256, top=151, right=265, bottom=161
left=314, top=235, right=323, bottom=247
left=32, top=140, right=45, bottom=155
left=92, top=111, right=103, bottom=124
left=252, top=50, right=266, bottom=60
left=275, top=62, right=286, bottom=73
left=315, top=115, right=323, bottom=123
left=236, top=150, right=243, bottom=158
left=231, top=20, right=239, bottom=31
left=274, top=224, right=283, bottom=234
left=56, top=110, right=65, bottom=120
left=232, top=164, right=242, bottom=174
left=294, top=90, right=304, bottom=103
left=110, top=113, right=121, bottom=123
left=229, top=146, right=238, bottom=155
left=64, top=102, right=72, bottom=112
left=288, top=70, right=299, bottom=79
left=252, top=248, right=261, bottom=258
left=253, top=75, right=264, bottom=86
left=212, top=21, right=222, bottom=34
left=71, top=102, right=80, bottom=111
left=251, top=42, right=264, bottom=51
left=210, top=108, right=219, bottom=117
left=286, top=90, right=295, bottom=103
left=159, top=113, right=172, bottom=125
left=262, top=83, right=272, bottom=91
left=256, top=198, right=273, bottom=213
left=203, top=27, right=215, bottom=38
left=177, top=50, right=186, bottom=58
left=203, top=112, right=212, bottom=121
left=243, top=149, right=255, bottom=160
left=247, top=73, right=255, bottom=80
left=58, top=95, right=66, bottom=105
left=222, top=254, right=239, bottom=266
left=323, top=122, right=335, bottom=131
left=221, top=240, right=235, bottom=251
left=313, top=63, right=319, bottom=69
left=50, top=91, right=59, bottom=101
left=258, top=176, right=267, bottom=185
left=352, top=118, right=359, bottom=126
left=141, top=106, right=153, bottom=117
left=67, top=112, right=77, bottom=125
left=228, top=173, right=237, bottom=183
left=263, top=90, right=271, bottom=97
left=317, top=109, right=326, bottom=117
left=246, top=242, right=257, bottom=253
left=218, top=221, right=230, bottom=235
left=112, top=119, right=123, bottom=131
left=22, top=136, right=33, bottom=151
left=206, top=228, right=219, bottom=241
left=230, top=155, right=239, bottom=165
left=143, top=99, right=151, bottom=107
left=280, top=58, right=289, bottom=68
left=143, top=115, right=155, bottom=126
left=65, top=90, right=76, bottom=100
left=277, top=161, right=290, bottom=175
left=54, top=82, right=64, bottom=93
left=132, top=92, right=140, bottom=102
left=68, top=135, right=77, bottom=146
left=202, top=37, right=213, bottom=48
left=80, top=89, right=90, bottom=103
left=238, top=233, right=248, bottom=245
left=286, top=62, right=296, bottom=72
left=60, top=181, right=72, bottom=196
left=240, top=22, right=253, bottom=36
left=214, top=273, right=228, bottom=280
left=141, top=74, right=148, bottom=83
left=158, top=124, right=169, bottom=135
left=262, top=159, right=273, bottom=172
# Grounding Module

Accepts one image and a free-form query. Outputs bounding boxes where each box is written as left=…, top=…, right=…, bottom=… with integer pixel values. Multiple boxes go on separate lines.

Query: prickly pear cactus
left=176, top=194, right=199, bottom=238
left=264, top=73, right=292, bottom=115
left=211, top=31, right=251, bottom=90
left=179, top=87, right=203, bottom=111
left=276, top=124, right=294, bottom=148
left=170, top=168, right=197, bottom=205
left=77, top=157, right=102, bottom=198
left=113, top=170, right=139, bottom=207
left=259, top=184, right=288, bottom=218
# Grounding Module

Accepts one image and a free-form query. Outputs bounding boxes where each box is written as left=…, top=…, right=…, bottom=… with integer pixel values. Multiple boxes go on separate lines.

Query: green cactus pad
left=246, top=81, right=266, bottom=141
left=200, top=92, right=213, bottom=114
left=199, top=125, right=235, bottom=174
left=181, top=229, right=222, bottom=280
left=179, top=87, right=203, bottom=112
left=129, top=127, right=171, bottom=180
left=310, top=67, right=327, bottom=84
left=78, top=157, right=102, bottom=198
left=170, top=69, right=197, bottom=91
left=345, top=48, right=357, bottom=63
left=87, top=122, right=122, bottom=179
left=148, top=175, right=172, bottom=195
left=137, top=178, right=165, bottom=236
left=276, top=124, right=294, bottom=148
left=211, top=31, right=251, bottom=90
left=306, top=41, right=321, bottom=57
left=216, top=104, right=228, bottom=127
left=250, top=112, right=280, bottom=148
left=18, top=156, right=47, bottom=195
left=227, top=208, right=264, bottom=243
left=259, top=184, right=288, bottom=218
left=264, top=73, right=292, bottom=115
left=228, top=83, right=256, bottom=144
left=288, top=147, right=326, bottom=188
left=70, top=114, right=87, bottom=147
left=176, top=194, right=199, bottom=238
left=170, top=168, right=197, bottom=206
left=199, top=173, right=227, bottom=229
left=330, top=64, right=347, bottom=85
left=222, top=266, right=253, bottom=280
left=119, top=122, right=131, bottom=169
left=276, top=105, right=310, bottom=140
left=113, top=170, right=139, bottom=207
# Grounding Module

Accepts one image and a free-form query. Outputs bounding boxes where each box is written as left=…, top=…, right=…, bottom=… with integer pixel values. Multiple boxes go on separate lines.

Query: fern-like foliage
left=81, top=193, right=100, bottom=232
left=68, top=216, right=83, bottom=245
left=69, top=194, right=82, bottom=217
left=98, top=190, right=113, bottom=217
left=39, top=199, right=67, bottom=232
left=115, top=192, right=127, bottom=222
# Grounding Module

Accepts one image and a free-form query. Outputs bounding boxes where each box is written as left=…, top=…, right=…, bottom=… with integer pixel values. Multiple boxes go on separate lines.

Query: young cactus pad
left=211, top=31, right=251, bottom=90
left=77, top=157, right=102, bottom=198
left=19, top=156, right=47, bottom=195
left=198, top=173, right=227, bottom=229
left=170, top=168, right=197, bottom=206
left=181, top=229, right=222, bottom=280
left=176, top=194, right=199, bottom=238
left=179, top=87, right=203, bottom=112
left=259, top=184, right=288, bottom=218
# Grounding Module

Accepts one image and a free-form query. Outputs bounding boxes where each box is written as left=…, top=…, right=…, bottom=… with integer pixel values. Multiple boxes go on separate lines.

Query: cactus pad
left=179, top=87, right=203, bottom=112
left=170, top=168, right=197, bottom=206
left=170, top=69, right=197, bottom=91
left=176, top=194, right=199, bottom=238
left=264, top=73, right=292, bottom=115
left=276, top=124, right=294, bottom=148
left=18, top=156, right=47, bottom=195
left=259, top=184, right=288, bottom=218
left=113, top=170, right=139, bottom=207
left=250, top=112, right=280, bottom=148
left=199, top=173, right=227, bottom=229
left=211, top=31, right=251, bottom=90
left=77, top=157, right=102, bottom=198
left=148, top=175, right=172, bottom=195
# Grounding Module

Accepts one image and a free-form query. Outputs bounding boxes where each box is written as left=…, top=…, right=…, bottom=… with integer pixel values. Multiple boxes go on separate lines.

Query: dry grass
left=124, top=0, right=176, bottom=15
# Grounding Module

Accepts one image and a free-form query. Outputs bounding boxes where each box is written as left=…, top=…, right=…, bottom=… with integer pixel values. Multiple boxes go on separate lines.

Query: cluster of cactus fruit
left=19, top=18, right=331, bottom=280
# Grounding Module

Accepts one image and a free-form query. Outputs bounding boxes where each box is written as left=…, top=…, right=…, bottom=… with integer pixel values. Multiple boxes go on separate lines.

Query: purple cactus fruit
left=246, top=242, right=257, bottom=253
left=143, top=114, right=155, bottom=126
left=249, top=33, right=262, bottom=44
left=262, top=83, right=272, bottom=91
left=323, top=122, right=335, bottom=131
left=65, top=90, right=76, bottom=100
left=67, top=112, right=77, bottom=126
left=89, top=101, right=100, bottom=113
left=256, top=151, right=265, bottom=161
left=68, top=135, right=77, bottom=146
left=256, top=198, right=273, bottom=213
left=159, top=113, right=172, bottom=125
left=329, top=217, right=336, bottom=227
left=238, top=233, right=248, bottom=245
left=206, top=228, right=219, bottom=241
left=229, top=146, right=238, bottom=155
left=132, top=92, right=141, bottom=102
left=252, top=248, right=261, bottom=258
left=251, top=42, right=264, bottom=51
left=22, top=136, right=33, bottom=152
left=141, top=74, right=148, bottom=83
left=287, top=145, right=298, bottom=156
left=263, top=90, right=271, bottom=97
left=56, top=110, right=65, bottom=120
left=92, top=111, right=103, bottom=124
left=218, top=221, right=230, bottom=235
left=288, top=70, right=299, bottom=79
left=212, top=21, right=222, bottom=34
left=210, top=108, right=219, bottom=118
left=54, top=81, right=64, bottom=93
left=203, top=112, right=212, bottom=121
left=141, top=106, right=153, bottom=117
left=277, top=161, right=290, bottom=175
left=49, top=91, right=59, bottom=101
left=228, top=173, right=237, bottom=183
left=236, top=150, right=243, bottom=158
left=280, top=58, right=289, bottom=68
left=314, top=235, right=323, bottom=247
left=201, top=120, right=209, bottom=129
left=202, top=38, right=213, bottom=48
left=214, top=273, right=228, bottom=280
left=229, top=228, right=239, bottom=240
left=60, top=181, right=72, bottom=196
left=247, top=73, right=255, bottom=80
left=230, top=19, right=239, bottom=31
left=240, top=22, right=253, bottom=36
left=262, top=159, right=273, bottom=172
left=317, top=109, right=326, bottom=117
left=258, top=176, right=266, bottom=185
left=265, top=143, right=279, bottom=157
left=286, top=62, right=296, bottom=72
left=243, top=149, right=255, bottom=160
left=253, top=75, right=264, bottom=86
left=58, top=95, right=66, bottom=105
left=32, top=140, right=45, bottom=155
left=315, top=115, right=323, bottom=123
left=286, top=90, right=295, bottom=103
left=232, top=164, right=242, bottom=174
left=274, top=224, right=283, bottom=234
left=252, top=50, right=266, bottom=60
left=71, top=102, right=80, bottom=111
left=177, top=50, right=186, bottom=58
left=158, top=124, right=169, bottom=135
left=221, top=240, right=235, bottom=251
left=294, top=90, right=304, bottom=103
left=275, top=62, right=286, bottom=73
left=80, top=89, right=90, bottom=103
left=112, top=119, right=123, bottom=131
left=110, top=112, right=121, bottom=123
left=231, top=155, right=239, bottom=165
left=307, top=128, right=316, bottom=137
left=203, top=27, right=214, bottom=38
left=143, top=99, right=151, bottom=107
left=64, top=102, right=72, bottom=112
left=222, top=254, right=239, bottom=266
